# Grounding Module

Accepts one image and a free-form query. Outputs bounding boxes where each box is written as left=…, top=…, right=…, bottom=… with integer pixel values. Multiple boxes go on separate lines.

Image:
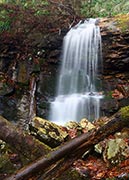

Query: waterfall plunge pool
left=49, top=92, right=104, bottom=125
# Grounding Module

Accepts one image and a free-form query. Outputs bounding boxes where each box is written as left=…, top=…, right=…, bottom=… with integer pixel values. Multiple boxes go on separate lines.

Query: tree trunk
left=0, top=116, right=51, bottom=161
left=6, top=106, right=129, bottom=180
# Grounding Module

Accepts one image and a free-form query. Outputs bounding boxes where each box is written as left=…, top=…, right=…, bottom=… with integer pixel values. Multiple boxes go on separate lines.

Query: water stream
left=49, top=19, right=103, bottom=125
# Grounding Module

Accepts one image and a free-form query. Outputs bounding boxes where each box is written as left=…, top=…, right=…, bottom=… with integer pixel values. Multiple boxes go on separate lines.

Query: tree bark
left=0, top=116, right=51, bottom=161
left=5, top=106, right=129, bottom=180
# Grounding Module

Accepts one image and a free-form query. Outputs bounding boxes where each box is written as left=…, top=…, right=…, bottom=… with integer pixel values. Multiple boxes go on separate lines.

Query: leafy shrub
left=81, top=0, right=129, bottom=17
left=0, top=9, right=10, bottom=32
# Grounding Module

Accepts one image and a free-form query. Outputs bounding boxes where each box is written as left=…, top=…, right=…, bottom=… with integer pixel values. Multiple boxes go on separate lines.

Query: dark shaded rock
left=0, top=73, right=14, bottom=96
left=36, top=64, right=59, bottom=119
left=100, top=18, right=129, bottom=75
left=100, top=98, right=119, bottom=116
left=27, top=32, right=44, bottom=47
left=0, top=96, right=17, bottom=122
left=48, top=49, right=61, bottom=64
left=119, top=98, right=129, bottom=108
left=17, top=61, right=29, bottom=84
left=41, top=33, right=62, bottom=50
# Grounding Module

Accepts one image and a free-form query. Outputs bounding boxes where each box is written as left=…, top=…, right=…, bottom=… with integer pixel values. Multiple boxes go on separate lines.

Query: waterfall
left=49, top=19, right=103, bottom=125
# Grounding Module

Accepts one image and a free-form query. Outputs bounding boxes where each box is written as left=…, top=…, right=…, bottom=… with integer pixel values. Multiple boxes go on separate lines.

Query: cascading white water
left=49, top=19, right=103, bottom=125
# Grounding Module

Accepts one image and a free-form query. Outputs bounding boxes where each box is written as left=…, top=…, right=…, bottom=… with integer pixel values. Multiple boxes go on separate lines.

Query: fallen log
left=6, top=106, right=129, bottom=180
left=40, top=148, right=85, bottom=180
left=0, top=116, right=51, bottom=161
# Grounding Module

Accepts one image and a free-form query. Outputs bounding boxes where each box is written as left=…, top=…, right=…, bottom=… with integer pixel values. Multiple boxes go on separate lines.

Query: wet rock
left=0, top=73, right=14, bottom=96
left=65, top=119, right=95, bottom=138
left=119, top=97, right=129, bottom=108
left=95, top=142, right=103, bottom=154
left=101, top=73, right=129, bottom=116
left=66, top=121, right=79, bottom=129
left=95, top=128, right=129, bottom=166
left=29, top=117, right=68, bottom=148
left=100, top=17, right=129, bottom=75
left=101, top=98, right=119, bottom=116
left=79, top=118, right=95, bottom=131
left=103, top=137, right=129, bottom=165
left=41, top=32, right=66, bottom=51
left=27, top=32, right=44, bottom=47
left=0, top=96, right=17, bottom=122
left=16, top=93, right=30, bottom=130
left=17, top=61, right=29, bottom=84
left=48, top=49, right=61, bottom=64
left=36, top=66, right=58, bottom=119
left=63, top=119, right=95, bottom=132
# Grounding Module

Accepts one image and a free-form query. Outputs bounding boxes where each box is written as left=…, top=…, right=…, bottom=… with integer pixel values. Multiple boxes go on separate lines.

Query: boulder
left=29, top=117, right=68, bottom=148
left=95, top=128, right=129, bottom=165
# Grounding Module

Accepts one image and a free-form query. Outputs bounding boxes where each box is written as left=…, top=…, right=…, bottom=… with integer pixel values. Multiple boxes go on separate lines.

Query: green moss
left=104, top=138, right=128, bottom=165
left=115, top=14, right=129, bottom=32
left=45, top=152, right=51, bottom=159
left=0, top=154, right=16, bottom=173
left=120, top=106, right=129, bottom=120
left=31, top=117, right=68, bottom=144
left=35, top=138, right=51, bottom=153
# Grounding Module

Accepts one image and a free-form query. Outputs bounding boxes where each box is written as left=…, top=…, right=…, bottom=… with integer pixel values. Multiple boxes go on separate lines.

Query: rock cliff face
left=100, top=17, right=129, bottom=74
left=40, top=17, right=129, bottom=80
left=0, top=15, right=129, bottom=122
left=99, top=17, right=129, bottom=116
left=41, top=17, right=129, bottom=73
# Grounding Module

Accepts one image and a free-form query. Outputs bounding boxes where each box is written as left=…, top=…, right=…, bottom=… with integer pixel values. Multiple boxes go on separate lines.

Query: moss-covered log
left=0, top=116, right=51, bottom=161
left=6, top=106, right=129, bottom=180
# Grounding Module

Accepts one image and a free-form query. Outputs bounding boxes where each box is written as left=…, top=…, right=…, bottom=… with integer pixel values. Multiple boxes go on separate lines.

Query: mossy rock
left=66, top=121, right=79, bottom=129
left=103, top=138, right=129, bottom=165
left=0, top=153, right=17, bottom=174
left=79, top=118, right=95, bottom=130
left=29, top=117, right=68, bottom=148
left=120, top=106, right=129, bottom=120
left=95, top=127, right=129, bottom=165
left=115, top=14, right=129, bottom=32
